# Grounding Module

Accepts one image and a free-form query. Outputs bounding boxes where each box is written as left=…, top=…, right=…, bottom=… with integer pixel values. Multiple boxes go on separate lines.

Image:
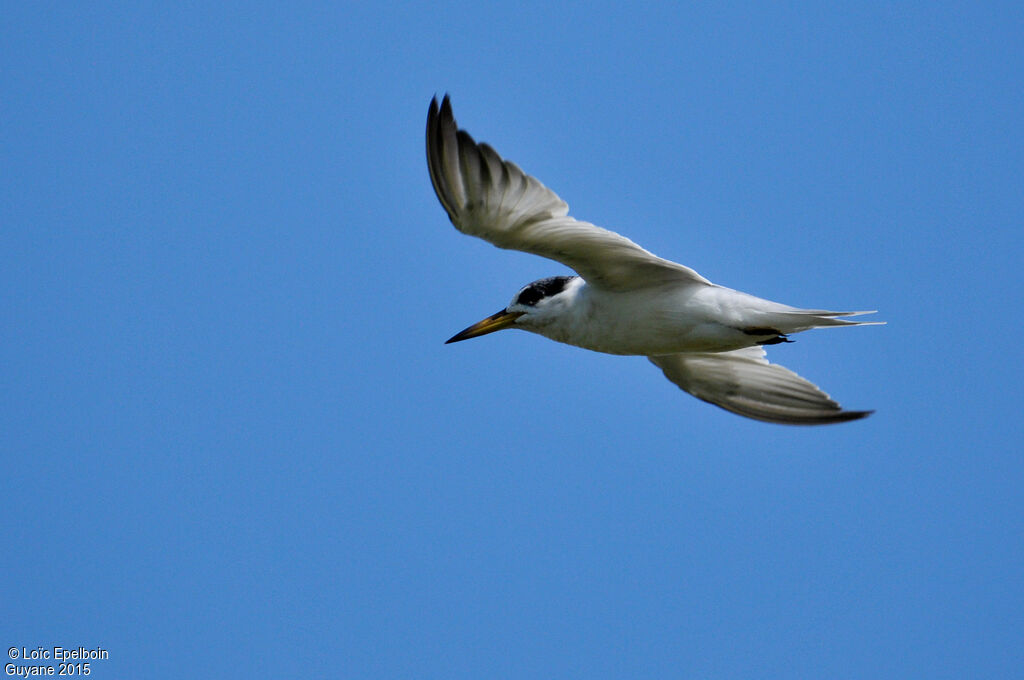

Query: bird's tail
left=759, top=308, right=884, bottom=334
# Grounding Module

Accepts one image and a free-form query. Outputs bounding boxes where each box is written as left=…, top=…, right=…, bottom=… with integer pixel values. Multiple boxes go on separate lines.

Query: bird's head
left=445, top=275, right=580, bottom=344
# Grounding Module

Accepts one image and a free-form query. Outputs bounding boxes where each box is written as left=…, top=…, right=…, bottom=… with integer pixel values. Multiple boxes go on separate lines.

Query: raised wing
left=426, top=95, right=710, bottom=291
left=649, top=346, right=872, bottom=425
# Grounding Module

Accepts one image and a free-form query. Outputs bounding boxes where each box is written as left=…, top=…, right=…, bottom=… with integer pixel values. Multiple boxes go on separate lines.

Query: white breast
left=524, top=280, right=754, bottom=355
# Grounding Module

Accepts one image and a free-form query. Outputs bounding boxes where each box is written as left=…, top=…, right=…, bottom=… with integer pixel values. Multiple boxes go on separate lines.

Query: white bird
left=427, top=95, right=882, bottom=425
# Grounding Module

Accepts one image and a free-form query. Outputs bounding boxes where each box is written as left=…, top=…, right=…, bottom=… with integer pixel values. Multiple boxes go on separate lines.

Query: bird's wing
left=649, top=346, right=872, bottom=425
left=426, top=95, right=711, bottom=291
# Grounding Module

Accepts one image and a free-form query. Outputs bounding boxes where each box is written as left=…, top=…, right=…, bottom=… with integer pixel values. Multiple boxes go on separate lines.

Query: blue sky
left=3, top=2, right=1022, bottom=677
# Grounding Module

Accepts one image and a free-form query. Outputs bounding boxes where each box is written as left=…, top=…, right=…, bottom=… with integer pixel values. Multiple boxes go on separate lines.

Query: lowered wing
left=649, top=346, right=872, bottom=425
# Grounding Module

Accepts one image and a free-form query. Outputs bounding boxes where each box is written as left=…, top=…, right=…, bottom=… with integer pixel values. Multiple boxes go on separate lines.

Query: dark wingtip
left=426, top=94, right=452, bottom=137
left=731, top=406, right=876, bottom=426
left=428, top=93, right=450, bottom=111
left=439, top=93, right=453, bottom=123
left=826, top=409, right=874, bottom=424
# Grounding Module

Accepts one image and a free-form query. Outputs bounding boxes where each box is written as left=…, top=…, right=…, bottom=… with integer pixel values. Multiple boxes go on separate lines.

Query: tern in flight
left=427, top=95, right=881, bottom=425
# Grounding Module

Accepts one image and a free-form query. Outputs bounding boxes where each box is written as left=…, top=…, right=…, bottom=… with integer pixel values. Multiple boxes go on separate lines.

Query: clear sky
left=3, top=2, right=1022, bottom=678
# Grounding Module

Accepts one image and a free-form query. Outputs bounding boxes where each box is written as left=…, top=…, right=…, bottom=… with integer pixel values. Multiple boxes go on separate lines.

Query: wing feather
left=426, top=95, right=710, bottom=291
left=649, top=346, right=872, bottom=425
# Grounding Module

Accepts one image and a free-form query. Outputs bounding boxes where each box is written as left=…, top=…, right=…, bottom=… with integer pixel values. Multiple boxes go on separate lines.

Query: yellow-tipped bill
left=446, top=309, right=525, bottom=344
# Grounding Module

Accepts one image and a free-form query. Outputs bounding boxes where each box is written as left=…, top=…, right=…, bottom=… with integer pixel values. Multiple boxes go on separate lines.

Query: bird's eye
left=516, top=288, right=542, bottom=306
left=515, top=276, right=573, bottom=307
